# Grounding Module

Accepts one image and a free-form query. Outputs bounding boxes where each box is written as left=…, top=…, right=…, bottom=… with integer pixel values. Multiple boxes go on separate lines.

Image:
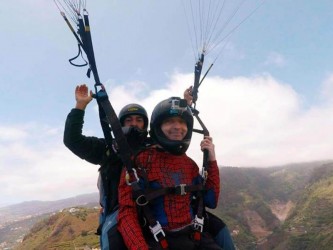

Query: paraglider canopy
left=182, top=0, right=266, bottom=105
left=182, top=0, right=266, bottom=61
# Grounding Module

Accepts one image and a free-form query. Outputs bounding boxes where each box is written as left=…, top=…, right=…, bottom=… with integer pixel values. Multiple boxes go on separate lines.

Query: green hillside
left=277, top=164, right=333, bottom=250
left=16, top=207, right=100, bottom=250
left=13, top=161, right=333, bottom=250
left=216, top=162, right=333, bottom=250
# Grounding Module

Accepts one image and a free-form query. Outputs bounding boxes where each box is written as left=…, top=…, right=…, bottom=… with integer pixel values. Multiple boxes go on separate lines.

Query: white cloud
left=184, top=73, right=333, bottom=167
left=1, top=72, right=333, bottom=205
left=129, top=73, right=333, bottom=167
left=0, top=123, right=98, bottom=205
left=105, top=72, right=333, bottom=167
left=321, top=73, right=333, bottom=103
left=0, top=126, right=28, bottom=141
left=264, top=52, right=287, bottom=67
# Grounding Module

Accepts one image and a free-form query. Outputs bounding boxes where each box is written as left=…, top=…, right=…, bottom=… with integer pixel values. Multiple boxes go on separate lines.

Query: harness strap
left=69, top=44, right=88, bottom=67
left=131, top=181, right=169, bottom=249
left=135, top=184, right=205, bottom=206
left=193, top=190, right=204, bottom=237
left=132, top=173, right=205, bottom=249
left=95, top=89, right=137, bottom=174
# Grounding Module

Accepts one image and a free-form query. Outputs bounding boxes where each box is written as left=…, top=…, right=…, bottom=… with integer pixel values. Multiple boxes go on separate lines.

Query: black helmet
left=149, top=97, right=193, bottom=155
left=118, top=103, right=148, bottom=129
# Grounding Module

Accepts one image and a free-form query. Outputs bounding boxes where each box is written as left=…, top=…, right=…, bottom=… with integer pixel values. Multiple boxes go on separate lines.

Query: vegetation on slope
left=16, top=207, right=99, bottom=250
left=12, top=161, right=333, bottom=250
left=216, top=162, right=333, bottom=249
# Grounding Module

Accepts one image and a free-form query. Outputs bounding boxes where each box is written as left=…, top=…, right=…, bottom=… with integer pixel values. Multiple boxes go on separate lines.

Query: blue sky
left=1, top=0, right=333, bottom=206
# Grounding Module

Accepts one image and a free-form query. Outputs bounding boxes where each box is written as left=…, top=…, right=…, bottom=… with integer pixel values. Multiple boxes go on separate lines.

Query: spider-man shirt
left=118, top=147, right=220, bottom=250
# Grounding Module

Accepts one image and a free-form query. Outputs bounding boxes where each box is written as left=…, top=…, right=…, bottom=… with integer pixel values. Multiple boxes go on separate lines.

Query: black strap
left=97, top=99, right=113, bottom=148
left=192, top=54, right=204, bottom=105
left=135, top=184, right=205, bottom=205
left=62, top=9, right=135, bottom=174
left=69, top=44, right=89, bottom=67
left=94, top=88, right=138, bottom=178
left=82, top=12, right=100, bottom=84
left=189, top=108, right=210, bottom=242
left=131, top=162, right=207, bottom=249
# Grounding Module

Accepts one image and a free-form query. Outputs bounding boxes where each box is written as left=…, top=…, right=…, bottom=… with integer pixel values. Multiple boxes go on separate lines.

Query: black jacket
left=63, top=108, right=122, bottom=213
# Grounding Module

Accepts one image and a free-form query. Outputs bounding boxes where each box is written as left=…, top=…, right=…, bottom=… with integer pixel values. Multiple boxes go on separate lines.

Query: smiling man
left=161, top=116, right=188, bottom=141
left=118, top=96, right=221, bottom=250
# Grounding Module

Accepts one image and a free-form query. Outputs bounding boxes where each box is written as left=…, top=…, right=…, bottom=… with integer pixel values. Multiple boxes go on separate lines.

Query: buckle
left=193, top=215, right=204, bottom=232
left=136, top=194, right=149, bottom=206
left=175, top=184, right=187, bottom=195
left=149, top=221, right=166, bottom=242
left=125, top=169, right=139, bottom=186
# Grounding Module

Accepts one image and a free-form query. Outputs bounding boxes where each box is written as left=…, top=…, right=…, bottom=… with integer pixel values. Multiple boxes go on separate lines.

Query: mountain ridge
left=0, top=193, right=99, bottom=225
left=1, top=160, right=333, bottom=249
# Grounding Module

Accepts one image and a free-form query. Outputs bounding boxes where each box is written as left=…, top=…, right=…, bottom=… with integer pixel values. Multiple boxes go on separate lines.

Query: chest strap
left=134, top=183, right=205, bottom=206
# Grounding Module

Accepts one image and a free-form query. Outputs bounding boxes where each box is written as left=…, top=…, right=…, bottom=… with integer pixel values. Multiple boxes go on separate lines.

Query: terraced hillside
left=16, top=207, right=99, bottom=250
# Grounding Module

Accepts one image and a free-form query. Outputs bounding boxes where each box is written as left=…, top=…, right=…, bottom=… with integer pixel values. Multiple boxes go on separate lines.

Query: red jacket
left=118, top=147, right=220, bottom=250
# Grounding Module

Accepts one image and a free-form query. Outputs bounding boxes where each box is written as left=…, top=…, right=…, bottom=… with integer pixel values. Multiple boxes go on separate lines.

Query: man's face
left=161, top=116, right=187, bottom=141
left=123, top=115, right=145, bottom=129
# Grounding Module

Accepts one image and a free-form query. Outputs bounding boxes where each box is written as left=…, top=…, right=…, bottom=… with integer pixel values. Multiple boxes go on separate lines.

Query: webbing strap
left=69, top=44, right=88, bottom=67
left=190, top=110, right=209, bottom=236
left=192, top=54, right=204, bottom=105
left=82, top=12, right=100, bottom=85
left=95, top=89, right=136, bottom=175
left=130, top=181, right=169, bottom=249
left=96, top=98, right=113, bottom=149
left=60, top=5, right=138, bottom=206
left=135, top=184, right=205, bottom=205
left=132, top=168, right=205, bottom=248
